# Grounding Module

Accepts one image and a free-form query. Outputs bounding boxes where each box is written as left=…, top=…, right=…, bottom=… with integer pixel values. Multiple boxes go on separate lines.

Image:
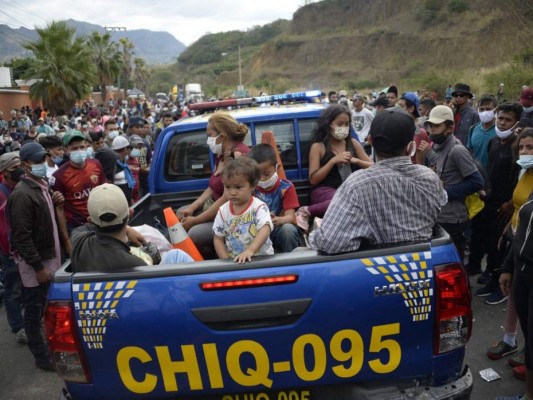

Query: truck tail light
left=434, top=263, right=472, bottom=354
left=200, top=274, right=298, bottom=290
left=45, top=301, right=92, bottom=383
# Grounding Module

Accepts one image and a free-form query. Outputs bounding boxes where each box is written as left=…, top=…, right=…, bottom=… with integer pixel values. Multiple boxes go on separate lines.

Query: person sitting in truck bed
left=179, top=112, right=250, bottom=259
left=309, top=108, right=448, bottom=254
left=213, top=157, right=274, bottom=264
left=249, top=143, right=303, bottom=253
left=71, top=183, right=193, bottom=272
left=295, top=104, right=373, bottom=232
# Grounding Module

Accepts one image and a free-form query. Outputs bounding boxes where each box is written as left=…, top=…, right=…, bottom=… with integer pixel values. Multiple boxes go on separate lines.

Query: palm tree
left=119, top=38, right=134, bottom=93
left=23, top=21, right=96, bottom=115
left=133, top=57, right=150, bottom=94
left=88, top=32, right=122, bottom=102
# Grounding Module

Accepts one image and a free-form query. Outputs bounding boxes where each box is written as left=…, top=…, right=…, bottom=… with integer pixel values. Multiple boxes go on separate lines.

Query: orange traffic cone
left=261, top=130, right=287, bottom=180
left=163, top=207, right=204, bottom=261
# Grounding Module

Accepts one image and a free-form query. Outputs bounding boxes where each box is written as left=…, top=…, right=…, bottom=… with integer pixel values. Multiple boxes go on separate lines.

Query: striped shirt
left=309, top=156, right=447, bottom=254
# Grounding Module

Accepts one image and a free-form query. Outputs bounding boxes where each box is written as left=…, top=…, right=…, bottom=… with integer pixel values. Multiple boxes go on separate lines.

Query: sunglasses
left=453, top=93, right=469, bottom=98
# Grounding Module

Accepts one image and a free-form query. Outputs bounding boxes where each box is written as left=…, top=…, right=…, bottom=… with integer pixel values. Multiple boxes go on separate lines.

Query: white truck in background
left=185, top=83, right=204, bottom=102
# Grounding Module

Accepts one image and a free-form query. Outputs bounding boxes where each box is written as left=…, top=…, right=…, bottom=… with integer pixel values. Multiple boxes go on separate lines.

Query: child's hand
left=271, top=213, right=281, bottom=227
left=234, top=249, right=254, bottom=264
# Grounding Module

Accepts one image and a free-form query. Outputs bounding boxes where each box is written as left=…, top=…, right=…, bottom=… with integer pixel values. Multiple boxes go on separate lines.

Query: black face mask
left=8, top=167, right=24, bottom=183
left=429, top=133, right=447, bottom=145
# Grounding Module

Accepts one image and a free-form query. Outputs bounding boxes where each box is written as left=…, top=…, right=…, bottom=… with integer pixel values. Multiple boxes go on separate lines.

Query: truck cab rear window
left=253, top=119, right=316, bottom=171
left=165, top=130, right=212, bottom=181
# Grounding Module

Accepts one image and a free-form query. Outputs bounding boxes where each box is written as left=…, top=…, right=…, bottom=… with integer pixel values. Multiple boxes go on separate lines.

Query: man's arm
left=8, top=192, right=44, bottom=271
left=445, top=170, right=484, bottom=201
left=309, top=184, right=368, bottom=254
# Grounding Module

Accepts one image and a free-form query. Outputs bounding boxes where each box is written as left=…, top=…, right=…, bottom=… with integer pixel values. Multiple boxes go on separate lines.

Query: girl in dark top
left=296, top=104, right=372, bottom=231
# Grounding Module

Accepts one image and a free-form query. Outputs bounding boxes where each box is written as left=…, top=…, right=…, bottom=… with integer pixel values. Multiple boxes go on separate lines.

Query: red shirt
left=127, top=157, right=141, bottom=204
left=51, top=159, right=108, bottom=227
left=413, top=128, right=430, bottom=164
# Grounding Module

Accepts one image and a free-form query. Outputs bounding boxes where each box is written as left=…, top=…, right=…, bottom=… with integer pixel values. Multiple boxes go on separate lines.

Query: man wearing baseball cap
left=127, top=117, right=151, bottom=196
left=309, top=109, right=447, bottom=254
left=7, top=142, right=64, bottom=371
left=70, top=183, right=193, bottom=272
left=0, top=153, right=26, bottom=344
left=421, top=105, right=484, bottom=262
left=50, top=130, right=108, bottom=232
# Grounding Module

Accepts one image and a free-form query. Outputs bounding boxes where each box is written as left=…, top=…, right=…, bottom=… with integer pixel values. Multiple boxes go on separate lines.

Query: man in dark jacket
left=7, top=142, right=63, bottom=371
left=70, top=183, right=144, bottom=272
left=450, top=83, right=480, bottom=146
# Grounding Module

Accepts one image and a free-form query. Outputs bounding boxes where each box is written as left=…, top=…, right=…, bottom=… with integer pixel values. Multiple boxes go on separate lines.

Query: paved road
left=0, top=276, right=526, bottom=400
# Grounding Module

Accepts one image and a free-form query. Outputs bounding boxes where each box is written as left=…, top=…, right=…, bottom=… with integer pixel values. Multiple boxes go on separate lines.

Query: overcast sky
left=0, top=0, right=313, bottom=46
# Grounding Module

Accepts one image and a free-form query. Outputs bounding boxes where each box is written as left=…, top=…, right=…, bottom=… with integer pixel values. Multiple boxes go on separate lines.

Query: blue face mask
left=52, top=155, right=63, bottom=165
left=130, top=148, right=141, bottom=158
left=70, top=150, right=87, bottom=164
left=517, top=154, right=533, bottom=170
left=86, top=147, right=95, bottom=158
left=30, top=163, right=47, bottom=179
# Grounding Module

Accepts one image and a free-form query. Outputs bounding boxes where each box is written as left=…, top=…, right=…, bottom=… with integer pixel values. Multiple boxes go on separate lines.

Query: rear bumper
left=347, top=365, right=473, bottom=400
left=59, top=366, right=473, bottom=400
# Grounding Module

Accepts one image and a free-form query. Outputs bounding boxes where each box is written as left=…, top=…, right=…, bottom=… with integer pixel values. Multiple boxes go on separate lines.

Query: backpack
left=0, top=183, right=12, bottom=255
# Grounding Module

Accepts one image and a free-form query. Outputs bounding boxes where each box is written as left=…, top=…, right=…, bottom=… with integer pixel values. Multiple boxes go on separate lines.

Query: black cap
left=128, top=117, right=145, bottom=127
left=451, top=83, right=473, bottom=98
left=369, top=109, right=415, bottom=153
left=19, top=142, right=47, bottom=162
left=369, top=96, right=390, bottom=108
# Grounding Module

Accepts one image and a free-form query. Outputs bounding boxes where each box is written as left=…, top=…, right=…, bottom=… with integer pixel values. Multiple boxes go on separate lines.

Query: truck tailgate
left=70, top=247, right=436, bottom=399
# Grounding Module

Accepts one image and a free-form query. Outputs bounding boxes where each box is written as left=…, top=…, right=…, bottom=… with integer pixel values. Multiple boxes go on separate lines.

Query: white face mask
left=478, top=109, right=495, bottom=124
left=517, top=154, right=533, bottom=170
left=258, top=171, right=278, bottom=189
left=523, top=105, right=533, bottom=113
left=495, top=122, right=519, bottom=139
left=108, top=130, right=119, bottom=140
left=206, top=134, right=222, bottom=154
left=332, top=126, right=349, bottom=140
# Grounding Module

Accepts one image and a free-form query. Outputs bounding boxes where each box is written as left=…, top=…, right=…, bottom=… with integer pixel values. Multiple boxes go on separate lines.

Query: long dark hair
left=311, top=104, right=353, bottom=154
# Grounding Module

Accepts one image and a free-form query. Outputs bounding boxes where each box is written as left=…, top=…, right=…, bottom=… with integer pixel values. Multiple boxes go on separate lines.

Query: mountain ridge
left=0, top=19, right=186, bottom=65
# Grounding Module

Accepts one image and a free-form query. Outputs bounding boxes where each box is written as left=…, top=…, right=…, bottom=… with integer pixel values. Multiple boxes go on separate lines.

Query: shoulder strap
left=439, top=143, right=458, bottom=178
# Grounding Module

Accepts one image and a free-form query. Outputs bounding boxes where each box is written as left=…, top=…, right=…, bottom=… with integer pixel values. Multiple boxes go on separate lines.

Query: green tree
left=4, top=58, right=37, bottom=81
left=133, top=57, right=149, bottom=94
left=88, top=32, right=122, bottom=102
left=119, top=38, right=134, bottom=93
left=23, top=21, right=95, bottom=114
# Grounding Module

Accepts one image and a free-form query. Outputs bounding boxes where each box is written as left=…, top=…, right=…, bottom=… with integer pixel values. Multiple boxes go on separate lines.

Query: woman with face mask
left=178, top=112, right=250, bottom=259
left=496, top=128, right=533, bottom=392
left=295, top=104, right=373, bottom=232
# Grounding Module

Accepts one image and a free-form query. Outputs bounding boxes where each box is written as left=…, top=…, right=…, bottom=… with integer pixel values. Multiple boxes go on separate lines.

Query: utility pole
left=238, top=45, right=243, bottom=88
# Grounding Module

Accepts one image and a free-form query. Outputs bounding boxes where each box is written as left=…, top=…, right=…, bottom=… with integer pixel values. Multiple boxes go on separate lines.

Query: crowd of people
left=0, top=84, right=533, bottom=400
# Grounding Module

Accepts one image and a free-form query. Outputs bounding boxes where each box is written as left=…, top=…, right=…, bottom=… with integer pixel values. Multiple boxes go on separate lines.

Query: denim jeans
left=24, top=284, right=50, bottom=359
left=1, top=254, right=24, bottom=334
left=270, top=224, right=301, bottom=253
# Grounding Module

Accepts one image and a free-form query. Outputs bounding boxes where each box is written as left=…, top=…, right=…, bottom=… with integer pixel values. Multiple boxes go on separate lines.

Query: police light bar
left=188, top=90, right=322, bottom=111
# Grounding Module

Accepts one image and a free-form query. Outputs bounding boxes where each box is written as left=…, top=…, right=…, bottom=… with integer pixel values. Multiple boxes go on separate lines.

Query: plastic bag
left=131, top=224, right=173, bottom=252
left=465, top=192, right=484, bottom=220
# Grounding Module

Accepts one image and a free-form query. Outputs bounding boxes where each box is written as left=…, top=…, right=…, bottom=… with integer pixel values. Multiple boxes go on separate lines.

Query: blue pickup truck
left=45, top=93, right=473, bottom=400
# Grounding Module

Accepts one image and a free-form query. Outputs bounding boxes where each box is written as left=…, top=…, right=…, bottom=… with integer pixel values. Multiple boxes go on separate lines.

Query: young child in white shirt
left=213, top=157, right=274, bottom=263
